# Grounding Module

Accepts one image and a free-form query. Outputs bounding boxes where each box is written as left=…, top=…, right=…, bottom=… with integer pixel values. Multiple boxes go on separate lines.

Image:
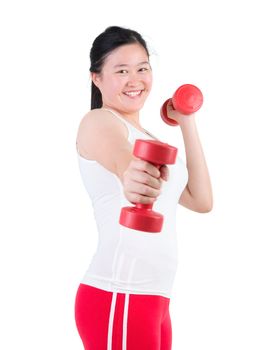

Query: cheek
left=108, top=77, right=125, bottom=93
left=101, top=81, right=120, bottom=99
left=145, top=74, right=153, bottom=90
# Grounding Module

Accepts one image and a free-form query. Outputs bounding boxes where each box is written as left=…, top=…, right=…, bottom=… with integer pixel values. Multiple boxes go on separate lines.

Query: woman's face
left=92, top=43, right=153, bottom=117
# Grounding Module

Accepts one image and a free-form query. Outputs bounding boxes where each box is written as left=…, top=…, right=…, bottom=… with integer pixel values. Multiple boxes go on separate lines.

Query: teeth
left=124, top=90, right=142, bottom=97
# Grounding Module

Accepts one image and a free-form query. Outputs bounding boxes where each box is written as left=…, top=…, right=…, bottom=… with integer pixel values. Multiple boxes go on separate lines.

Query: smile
left=123, top=90, right=143, bottom=97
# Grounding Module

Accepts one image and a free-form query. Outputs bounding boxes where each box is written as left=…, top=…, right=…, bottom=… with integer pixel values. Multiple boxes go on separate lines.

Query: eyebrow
left=113, top=61, right=150, bottom=68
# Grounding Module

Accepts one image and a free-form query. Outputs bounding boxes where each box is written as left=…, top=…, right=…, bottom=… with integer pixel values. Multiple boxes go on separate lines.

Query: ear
left=91, top=72, right=102, bottom=88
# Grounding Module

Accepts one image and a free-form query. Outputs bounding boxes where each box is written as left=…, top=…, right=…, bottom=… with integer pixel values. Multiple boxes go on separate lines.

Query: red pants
left=75, top=283, right=172, bottom=350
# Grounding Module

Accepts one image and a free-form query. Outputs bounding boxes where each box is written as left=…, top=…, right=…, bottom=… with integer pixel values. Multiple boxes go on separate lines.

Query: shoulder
left=76, top=108, right=130, bottom=163
left=78, top=108, right=128, bottom=138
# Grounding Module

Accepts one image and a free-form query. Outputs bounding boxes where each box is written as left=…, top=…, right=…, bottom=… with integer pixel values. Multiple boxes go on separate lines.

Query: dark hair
left=89, top=26, right=150, bottom=109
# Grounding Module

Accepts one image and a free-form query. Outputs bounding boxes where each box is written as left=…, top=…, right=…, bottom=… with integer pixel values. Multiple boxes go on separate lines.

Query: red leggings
left=74, top=283, right=172, bottom=350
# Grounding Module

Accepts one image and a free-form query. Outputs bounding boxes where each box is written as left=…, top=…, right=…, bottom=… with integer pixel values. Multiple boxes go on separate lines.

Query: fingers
left=124, top=178, right=162, bottom=199
left=123, top=159, right=169, bottom=205
left=123, top=171, right=161, bottom=202
left=130, top=169, right=162, bottom=189
left=135, top=159, right=169, bottom=182
left=123, top=158, right=169, bottom=204
left=126, top=193, right=157, bottom=205
left=132, top=159, right=161, bottom=179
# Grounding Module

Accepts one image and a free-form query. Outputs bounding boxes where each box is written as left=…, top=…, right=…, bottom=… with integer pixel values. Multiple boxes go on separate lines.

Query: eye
left=117, top=69, right=128, bottom=74
left=139, top=67, right=150, bottom=72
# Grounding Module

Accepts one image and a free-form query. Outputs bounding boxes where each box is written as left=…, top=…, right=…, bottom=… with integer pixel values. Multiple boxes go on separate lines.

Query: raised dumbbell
left=160, top=84, right=203, bottom=126
left=119, top=139, right=178, bottom=233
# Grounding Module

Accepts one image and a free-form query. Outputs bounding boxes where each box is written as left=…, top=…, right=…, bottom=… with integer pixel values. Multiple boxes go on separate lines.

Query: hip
left=74, top=283, right=172, bottom=350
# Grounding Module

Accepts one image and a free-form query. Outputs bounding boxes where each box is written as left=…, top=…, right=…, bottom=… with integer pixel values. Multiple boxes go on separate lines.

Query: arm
left=76, top=109, right=135, bottom=178
left=76, top=109, right=162, bottom=204
left=165, top=105, right=213, bottom=213
left=178, top=116, right=213, bottom=213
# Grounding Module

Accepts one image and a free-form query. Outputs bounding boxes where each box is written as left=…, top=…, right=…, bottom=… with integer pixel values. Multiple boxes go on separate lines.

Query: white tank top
left=76, top=108, right=188, bottom=298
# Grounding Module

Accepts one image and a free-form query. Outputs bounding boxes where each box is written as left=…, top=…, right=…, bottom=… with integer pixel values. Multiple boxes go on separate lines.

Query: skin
left=92, top=43, right=213, bottom=213
left=92, top=43, right=152, bottom=125
left=166, top=104, right=213, bottom=212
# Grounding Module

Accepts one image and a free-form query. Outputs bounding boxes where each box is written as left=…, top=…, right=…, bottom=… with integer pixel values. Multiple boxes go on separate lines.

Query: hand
left=166, top=100, right=195, bottom=126
left=122, top=159, right=169, bottom=205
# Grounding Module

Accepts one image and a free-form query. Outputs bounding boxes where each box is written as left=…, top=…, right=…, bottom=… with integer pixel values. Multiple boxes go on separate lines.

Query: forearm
left=180, top=116, right=213, bottom=210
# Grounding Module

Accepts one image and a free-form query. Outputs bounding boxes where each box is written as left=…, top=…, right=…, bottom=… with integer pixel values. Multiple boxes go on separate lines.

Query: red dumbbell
left=119, top=139, right=178, bottom=233
left=160, top=84, right=203, bottom=126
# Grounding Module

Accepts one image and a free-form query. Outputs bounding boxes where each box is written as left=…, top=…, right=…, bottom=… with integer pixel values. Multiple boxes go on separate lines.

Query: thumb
left=159, top=165, right=169, bottom=181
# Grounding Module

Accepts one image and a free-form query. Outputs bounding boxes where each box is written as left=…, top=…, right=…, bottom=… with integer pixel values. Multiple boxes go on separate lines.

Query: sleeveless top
left=76, top=108, right=188, bottom=298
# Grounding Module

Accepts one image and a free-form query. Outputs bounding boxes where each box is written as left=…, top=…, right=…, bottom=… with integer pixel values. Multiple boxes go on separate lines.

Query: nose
left=126, top=71, right=140, bottom=86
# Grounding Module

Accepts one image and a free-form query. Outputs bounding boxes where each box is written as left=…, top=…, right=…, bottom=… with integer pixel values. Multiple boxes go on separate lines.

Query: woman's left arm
left=164, top=102, right=213, bottom=213
left=177, top=114, right=213, bottom=213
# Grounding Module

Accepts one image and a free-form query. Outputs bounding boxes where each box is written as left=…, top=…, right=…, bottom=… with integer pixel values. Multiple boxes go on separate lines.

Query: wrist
left=178, top=113, right=196, bottom=129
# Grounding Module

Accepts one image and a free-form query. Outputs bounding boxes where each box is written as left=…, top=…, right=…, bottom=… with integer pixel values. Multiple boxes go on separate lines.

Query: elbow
left=197, top=200, right=213, bottom=213
left=180, top=188, right=213, bottom=213
left=198, top=206, right=213, bottom=213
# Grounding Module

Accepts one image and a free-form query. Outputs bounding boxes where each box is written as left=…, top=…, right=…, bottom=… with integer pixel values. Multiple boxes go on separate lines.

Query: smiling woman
left=74, top=26, right=176, bottom=350
left=74, top=25, right=212, bottom=350
left=89, top=26, right=152, bottom=114
left=91, top=43, right=153, bottom=123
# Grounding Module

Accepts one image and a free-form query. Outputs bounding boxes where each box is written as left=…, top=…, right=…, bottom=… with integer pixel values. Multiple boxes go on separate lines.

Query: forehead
left=103, top=43, right=149, bottom=67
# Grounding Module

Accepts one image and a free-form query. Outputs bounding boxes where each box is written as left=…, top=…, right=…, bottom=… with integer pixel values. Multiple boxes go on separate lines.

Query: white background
left=1, top=0, right=261, bottom=349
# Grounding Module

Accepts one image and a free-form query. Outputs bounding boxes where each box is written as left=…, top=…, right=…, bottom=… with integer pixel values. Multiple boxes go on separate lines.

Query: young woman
left=74, top=26, right=213, bottom=350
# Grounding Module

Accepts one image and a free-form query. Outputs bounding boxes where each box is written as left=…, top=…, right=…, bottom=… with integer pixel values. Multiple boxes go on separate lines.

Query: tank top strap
left=101, top=108, right=137, bottom=143
left=101, top=107, right=159, bottom=141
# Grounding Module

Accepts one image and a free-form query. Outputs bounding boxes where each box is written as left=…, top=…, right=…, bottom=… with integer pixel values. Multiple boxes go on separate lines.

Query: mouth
left=123, top=89, right=144, bottom=98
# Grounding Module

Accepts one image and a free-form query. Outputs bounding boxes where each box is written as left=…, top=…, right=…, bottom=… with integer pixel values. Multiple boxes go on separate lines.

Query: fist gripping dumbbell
left=160, top=84, right=203, bottom=126
left=119, top=139, right=178, bottom=233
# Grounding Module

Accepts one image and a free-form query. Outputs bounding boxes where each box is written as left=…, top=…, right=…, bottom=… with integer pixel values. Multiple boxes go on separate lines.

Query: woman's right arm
left=76, top=109, right=165, bottom=204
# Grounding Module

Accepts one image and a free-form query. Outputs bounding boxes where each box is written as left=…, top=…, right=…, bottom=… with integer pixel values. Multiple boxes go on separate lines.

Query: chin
left=126, top=100, right=146, bottom=112
left=124, top=106, right=143, bottom=115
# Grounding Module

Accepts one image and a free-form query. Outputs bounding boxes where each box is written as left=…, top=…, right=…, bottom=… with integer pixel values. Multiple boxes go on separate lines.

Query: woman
left=75, top=26, right=213, bottom=350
